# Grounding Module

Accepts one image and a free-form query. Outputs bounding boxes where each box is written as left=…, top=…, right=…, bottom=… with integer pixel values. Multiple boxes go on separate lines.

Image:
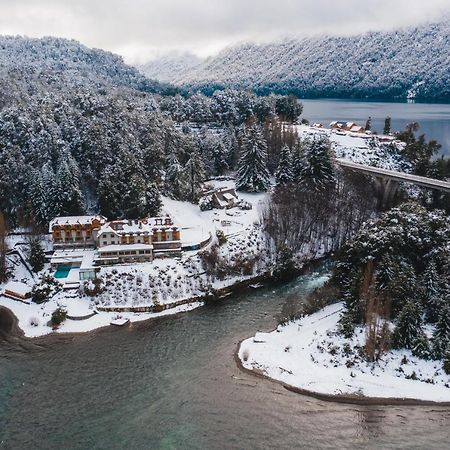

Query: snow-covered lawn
left=239, top=303, right=450, bottom=402
left=0, top=293, right=203, bottom=338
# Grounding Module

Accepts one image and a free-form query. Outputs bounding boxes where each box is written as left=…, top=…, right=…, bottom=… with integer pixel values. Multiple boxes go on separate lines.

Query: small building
left=201, top=187, right=239, bottom=210
left=349, top=125, right=365, bottom=133
left=2, top=281, right=32, bottom=303
left=330, top=121, right=366, bottom=133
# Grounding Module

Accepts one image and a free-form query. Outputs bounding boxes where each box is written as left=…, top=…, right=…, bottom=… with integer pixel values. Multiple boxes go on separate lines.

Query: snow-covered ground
left=239, top=303, right=450, bottom=402
left=296, top=125, right=410, bottom=171
left=1, top=184, right=268, bottom=338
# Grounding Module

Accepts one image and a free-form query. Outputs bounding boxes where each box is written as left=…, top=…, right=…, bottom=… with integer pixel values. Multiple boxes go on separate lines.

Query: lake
left=300, top=99, right=450, bottom=157
left=1, top=263, right=449, bottom=450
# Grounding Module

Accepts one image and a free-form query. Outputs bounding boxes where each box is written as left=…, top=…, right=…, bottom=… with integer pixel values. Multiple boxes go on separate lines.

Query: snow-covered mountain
left=138, top=52, right=202, bottom=83
left=0, top=35, right=172, bottom=107
left=143, top=18, right=450, bottom=101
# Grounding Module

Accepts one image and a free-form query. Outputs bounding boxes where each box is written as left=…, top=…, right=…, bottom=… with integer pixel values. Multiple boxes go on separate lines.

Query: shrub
left=216, top=230, right=227, bottom=246
left=83, top=277, right=105, bottom=297
left=32, top=274, right=62, bottom=304
left=28, top=240, right=46, bottom=273
left=51, top=308, right=67, bottom=327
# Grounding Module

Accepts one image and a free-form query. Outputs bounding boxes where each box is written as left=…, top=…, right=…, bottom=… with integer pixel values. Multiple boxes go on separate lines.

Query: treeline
left=260, top=137, right=377, bottom=277
left=159, top=91, right=302, bottom=125
left=333, top=203, right=450, bottom=363
left=0, top=83, right=302, bottom=228
left=164, top=18, right=450, bottom=102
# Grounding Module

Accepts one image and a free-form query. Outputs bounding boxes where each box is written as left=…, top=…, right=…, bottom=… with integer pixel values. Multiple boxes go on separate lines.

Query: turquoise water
left=54, top=266, right=71, bottom=279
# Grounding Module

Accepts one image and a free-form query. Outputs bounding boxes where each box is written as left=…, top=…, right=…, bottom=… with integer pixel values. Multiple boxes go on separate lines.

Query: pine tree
left=28, top=240, right=45, bottom=273
left=365, top=116, right=372, bottom=131
left=185, top=147, right=206, bottom=202
left=291, top=139, right=306, bottom=182
left=97, top=166, right=123, bottom=219
left=422, top=260, right=441, bottom=322
left=443, top=347, right=450, bottom=374
left=392, top=300, right=428, bottom=351
left=144, top=182, right=162, bottom=217
left=298, top=138, right=335, bottom=191
left=165, top=151, right=187, bottom=200
left=275, top=145, right=293, bottom=186
left=236, top=123, right=270, bottom=192
left=432, top=303, right=450, bottom=359
left=383, top=116, right=391, bottom=135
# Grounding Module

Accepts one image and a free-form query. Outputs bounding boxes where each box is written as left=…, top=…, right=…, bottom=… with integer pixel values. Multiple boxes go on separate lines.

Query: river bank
left=3, top=261, right=450, bottom=450
left=0, top=255, right=327, bottom=341
left=237, top=303, right=450, bottom=405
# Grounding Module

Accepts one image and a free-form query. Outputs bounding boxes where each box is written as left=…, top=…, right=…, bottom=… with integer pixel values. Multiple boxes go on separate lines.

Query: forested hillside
left=141, top=18, right=450, bottom=101
left=0, top=36, right=305, bottom=229
left=0, top=35, right=173, bottom=109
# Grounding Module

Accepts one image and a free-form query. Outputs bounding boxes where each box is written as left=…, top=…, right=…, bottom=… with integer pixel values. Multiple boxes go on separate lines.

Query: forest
left=142, top=18, right=450, bottom=102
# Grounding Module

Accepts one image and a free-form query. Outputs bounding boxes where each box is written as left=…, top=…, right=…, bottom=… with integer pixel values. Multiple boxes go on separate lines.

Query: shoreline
left=0, top=256, right=329, bottom=342
left=234, top=329, right=450, bottom=407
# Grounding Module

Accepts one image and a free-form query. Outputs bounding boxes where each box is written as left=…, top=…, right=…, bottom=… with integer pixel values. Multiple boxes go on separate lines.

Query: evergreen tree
left=55, top=156, right=83, bottom=216
left=432, top=303, right=450, bottom=359
left=165, top=151, right=187, bottom=200
left=365, top=116, right=372, bottom=131
left=291, top=139, right=306, bottom=182
left=422, top=260, right=441, bottom=322
left=298, top=138, right=335, bottom=191
left=383, top=116, right=391, bottom=135
left=392, top=300, right=428, bottom=351
left=185, top=147, right=206, bottom=202
left=443, top=347, right=450, bottom=374
left=97, top=165, right=123, bottom=219
left=236, top=123, right=270, bottom=192
left=275, top=145, right=293, bottom=186
left=144, top=182, right=162, bottom=217
left=28, top=240, right=45, bottom=273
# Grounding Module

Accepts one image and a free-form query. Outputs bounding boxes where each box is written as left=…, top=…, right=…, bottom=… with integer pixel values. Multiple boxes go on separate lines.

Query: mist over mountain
left=0, top=35, right=173, bottom=108
left=139, top=18, right=450, bottom=101
left=138, top=52, right=202, bottom=84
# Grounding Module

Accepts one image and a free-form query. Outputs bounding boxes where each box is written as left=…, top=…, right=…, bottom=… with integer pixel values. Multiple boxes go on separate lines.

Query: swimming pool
left=54, top=266, right=71, bottom=279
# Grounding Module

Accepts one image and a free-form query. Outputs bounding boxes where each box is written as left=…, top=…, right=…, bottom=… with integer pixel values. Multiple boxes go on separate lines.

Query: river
left=301, top=99, right=450, bottom=157
left=0, top=263, right=449, bottom=450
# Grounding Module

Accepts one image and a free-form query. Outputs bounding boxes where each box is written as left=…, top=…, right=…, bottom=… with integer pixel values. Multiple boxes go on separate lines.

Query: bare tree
left=0, top=213, right=9, bottom=282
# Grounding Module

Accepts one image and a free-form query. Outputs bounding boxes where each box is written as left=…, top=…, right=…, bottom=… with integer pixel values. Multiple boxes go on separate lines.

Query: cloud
left=0, top=0, right=448, bottom=63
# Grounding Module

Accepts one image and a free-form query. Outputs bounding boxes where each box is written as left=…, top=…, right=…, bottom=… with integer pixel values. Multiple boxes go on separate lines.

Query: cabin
left=330, top=121, right=366, bottom=133
left=200, top=187, right=239, bottom=210
left=2, top=281, right=32, bottom=303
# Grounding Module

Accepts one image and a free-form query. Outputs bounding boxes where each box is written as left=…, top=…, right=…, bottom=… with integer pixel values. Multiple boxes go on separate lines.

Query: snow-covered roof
left=49, top=215, right=106, bottom=232
left=3, top=281, right=31, bottom=296
left=97, top=243, right=154, bottom=253
left=223, top=193, right=237, bottom=202
left=98, top=217, right=178, bottom=237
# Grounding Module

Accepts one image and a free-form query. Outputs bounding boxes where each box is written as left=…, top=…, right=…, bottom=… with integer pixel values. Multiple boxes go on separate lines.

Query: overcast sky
left=0, top=0, right=448, bottom=64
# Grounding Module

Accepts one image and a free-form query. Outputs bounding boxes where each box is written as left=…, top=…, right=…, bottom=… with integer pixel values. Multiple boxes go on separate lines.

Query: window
left=103, top=241, right=107, bottom=246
